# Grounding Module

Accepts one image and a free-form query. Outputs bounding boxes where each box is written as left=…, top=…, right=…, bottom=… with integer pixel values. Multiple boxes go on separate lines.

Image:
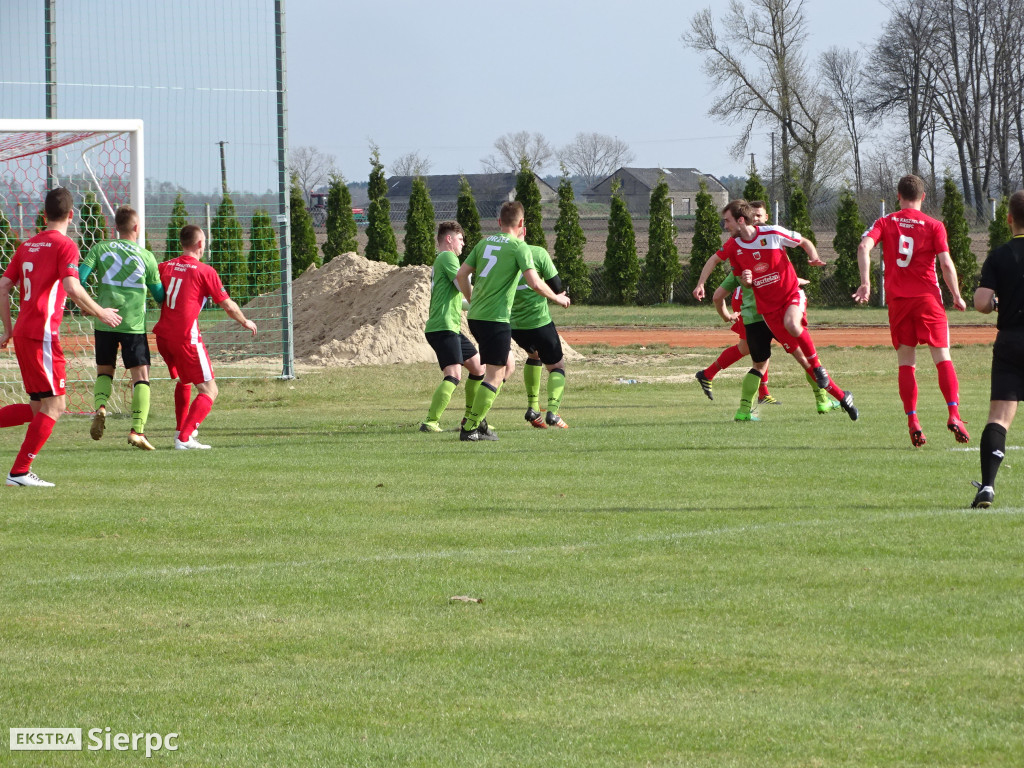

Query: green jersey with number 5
left=464, top=233, right=534, bottom=324
left=81, top=239, right=160, bottom=333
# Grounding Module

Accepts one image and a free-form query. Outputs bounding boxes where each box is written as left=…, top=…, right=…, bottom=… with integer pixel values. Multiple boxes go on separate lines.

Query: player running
left=855, top=174, right=968, bottom=448
left=0, top=187, right=123, bottom=486
left=153, top=225, right=256, bottom=450
left=79, top=205, right=164, bottom=450
left=419, top=221, right=486, bottom=433
left=511, top=244, right=569, bottom=429
left=455, top=201, right=570, bottom=442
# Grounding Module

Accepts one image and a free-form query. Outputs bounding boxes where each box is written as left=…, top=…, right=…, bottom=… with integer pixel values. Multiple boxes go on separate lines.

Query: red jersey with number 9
left=2, top=230, right=80, bottom=341
left=153, top=254, right=228, bottom=340
left=864, top=209, right=948, bottom=302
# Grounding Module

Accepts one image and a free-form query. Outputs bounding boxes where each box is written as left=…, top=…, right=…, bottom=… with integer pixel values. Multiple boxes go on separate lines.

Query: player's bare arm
left=853, top=235, right=876, bottom=304
left=936, top=251, right=967, bottom=311
left=63, top=276, right=122, bottom=328
left=455, top=262, right=474, bottom=304
left=219, top=297, right=257, bottom=336
left=974, top=287, right=997, bottom=314
left=0, top=276, right=13, bottom=347
left=711, top=285, right=738, bottom=324
left=692, top=254, right=724, bottom=301
left=523, top=268, right=570, bottom=308
left=801, top=238, right=825, bottom=266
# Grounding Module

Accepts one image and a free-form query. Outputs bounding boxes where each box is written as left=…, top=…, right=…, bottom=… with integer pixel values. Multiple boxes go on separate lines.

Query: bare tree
left=480, top=131, right=554, bottom=173
left=558, top=133, right=636, bottom=189
left=391, top=151, right=432, bottom=177
left=820, top=47, right=868, bottom=194
left=683, top=0, right=840, bottom=211
left=289, top=145, right=338, bottom=203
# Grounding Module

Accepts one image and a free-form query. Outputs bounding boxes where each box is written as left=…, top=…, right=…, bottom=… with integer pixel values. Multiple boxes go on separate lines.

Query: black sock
left=980, top=423, right=1007, bottom=487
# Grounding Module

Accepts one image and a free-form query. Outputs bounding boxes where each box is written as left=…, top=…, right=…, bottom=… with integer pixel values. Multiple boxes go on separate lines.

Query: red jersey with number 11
left=2, top=230, right=80, bottom=341
left=153, top=254, right=228, bottom=340
left=864, top=209, right=948, bottom=302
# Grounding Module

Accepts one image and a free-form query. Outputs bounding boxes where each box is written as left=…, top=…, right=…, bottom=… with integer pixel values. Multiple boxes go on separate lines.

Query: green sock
left=465, top=382, right=499, bottom=431
left=464, top=375, right=483, bottom=420
left=131, top=381, right=151, bottom=433
left=524, top=360, right=542, bottom=410
left=738, top=369, right=762, bottom=414
left=427, top=377, right=458, bottom=423
left=805, top=371, right=827, bottom=401
left=546, top=368, right=565, bottom=414
left=94, top=373, right=113, bottom=410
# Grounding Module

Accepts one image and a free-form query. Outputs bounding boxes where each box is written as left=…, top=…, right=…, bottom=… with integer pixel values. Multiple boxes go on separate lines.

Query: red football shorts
left=731, top=317, right=746, bottom=338
left=760, top=290, right=807, bottom=354
left=887, top=295, right=950, bottom=349
left=13, top=336, right=66, bottom=396
left=156, top=333, right=215, bottom=385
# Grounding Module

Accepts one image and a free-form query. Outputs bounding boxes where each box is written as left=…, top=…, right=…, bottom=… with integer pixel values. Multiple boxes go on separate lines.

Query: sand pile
left=210, top=252, right=579, bottom=367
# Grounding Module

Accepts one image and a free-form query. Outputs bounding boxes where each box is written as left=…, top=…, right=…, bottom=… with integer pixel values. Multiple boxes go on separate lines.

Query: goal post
left=0, top=119, right=144, bottom=414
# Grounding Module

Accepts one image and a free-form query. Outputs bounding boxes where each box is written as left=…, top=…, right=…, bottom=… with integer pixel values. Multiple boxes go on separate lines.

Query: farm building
left=585, top=168, right=729, bottom=216
left=385, top=173, right=557, bottom=221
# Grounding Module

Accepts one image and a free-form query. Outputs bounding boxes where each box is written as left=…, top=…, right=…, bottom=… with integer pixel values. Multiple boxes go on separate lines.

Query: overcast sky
left=286, top=0, right=892, bottom=182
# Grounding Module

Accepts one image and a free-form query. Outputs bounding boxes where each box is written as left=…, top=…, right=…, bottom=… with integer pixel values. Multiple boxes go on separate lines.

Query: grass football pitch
left=1, top=345, right=1021, bottom=766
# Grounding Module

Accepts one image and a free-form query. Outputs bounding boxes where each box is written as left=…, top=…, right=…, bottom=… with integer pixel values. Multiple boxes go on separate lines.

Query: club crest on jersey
left=759, top=238, right=767, bottom=246
left=751, top=251, right=762, bottom=260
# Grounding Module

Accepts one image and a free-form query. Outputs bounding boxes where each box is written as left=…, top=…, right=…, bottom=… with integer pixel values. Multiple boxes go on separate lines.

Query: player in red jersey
left=153, top=224, right=257, bottom=450
left=699, top=199, right=858, bottom=421
left=854, top=174, right=968, bottom=447
left=0, top=187, right=123, bottom=487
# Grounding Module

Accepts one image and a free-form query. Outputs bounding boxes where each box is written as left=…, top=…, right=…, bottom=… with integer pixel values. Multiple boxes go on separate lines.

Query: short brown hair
left=498, top=200, right=524, bottom=228
left=180, top=224, right=204, bottom=250
left=436, top=221, right=463, bottom=241
left=748, top=200, right=766, bottom=211
left=1008, top=190, right=1024, bottom=228
left=722, top=199, right=753, bottom=223
left=114, top=206, right=138, bottom=236
left=897, top=174, right=925, bottom=202
left=44, top=187, right=73, bottom=221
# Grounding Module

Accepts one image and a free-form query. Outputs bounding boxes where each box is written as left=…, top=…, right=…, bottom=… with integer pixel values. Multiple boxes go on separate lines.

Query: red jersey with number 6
left=2, top=230, right=80, bottom=341
left=153, top=254, right=228, bottom=340
left=864, top=209, right=948, bottom=302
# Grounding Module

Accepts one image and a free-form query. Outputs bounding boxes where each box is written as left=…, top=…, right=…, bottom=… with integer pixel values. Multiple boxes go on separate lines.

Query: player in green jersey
left=79, top=206, right=164, bottom=450
left=455, top=201, right=570, bottom=442
left=420, top=221, right=487, bottom=432
left=511, top=244, right=569, bottom=428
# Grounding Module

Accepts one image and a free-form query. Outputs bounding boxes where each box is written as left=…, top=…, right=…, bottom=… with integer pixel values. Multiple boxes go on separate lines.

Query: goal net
left=0, top=119, right=144, bottom=414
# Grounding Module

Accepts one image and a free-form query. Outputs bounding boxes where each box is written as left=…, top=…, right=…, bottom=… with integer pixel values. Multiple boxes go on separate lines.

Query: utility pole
left=217, top=140, right=229, bottom=195
left=770, top=131, right=776, bottom=207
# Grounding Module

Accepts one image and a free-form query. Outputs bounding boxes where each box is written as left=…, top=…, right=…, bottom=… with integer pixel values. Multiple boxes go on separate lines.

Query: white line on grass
left=17, top=506, right=1024, bottom=588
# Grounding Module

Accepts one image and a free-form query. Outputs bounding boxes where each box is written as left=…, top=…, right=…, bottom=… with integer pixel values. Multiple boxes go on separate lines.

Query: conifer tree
left=832, top=187, right=864, bottom=303
left=402, top=176, right=436, bottom=265
left=603, top=179, right=639, bottom=304
left=210, top=192, right=247, bottom=301
left=322, top=174, right=358, bottom=262
left=289, top=174, right=320, bottom=278
left=988, top=195, right=1012, bottom=254
left=786, top=187, right=819, bottom=301
left=456, top=175, right=482, bottom=259
left=0, top=207, right=14, bottom=271
left=78, top=191, right=107, bottom=254
left=553, top=169, right=590, bottom=302
left=35, top=207, right=46, bottom=233
left=365, top=144, right=398, bottom=263
left=164, top=193, right=188, bottom=260
left=248, top=209, right=280, bottom=296
left=690, top=178, right=725, bottom=297
left=941, top=175, right=975, bottom=301
left=742, top=169, right=770, bottom=221
left=641, top=177, right=681, bottom=304
left=515, top=157, right=547, bottom=249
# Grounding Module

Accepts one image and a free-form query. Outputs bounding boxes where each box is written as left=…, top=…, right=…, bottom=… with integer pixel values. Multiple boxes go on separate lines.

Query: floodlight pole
left=44, top=0, right=57, bottom=188
left=275, top=0, right=295, bottom=379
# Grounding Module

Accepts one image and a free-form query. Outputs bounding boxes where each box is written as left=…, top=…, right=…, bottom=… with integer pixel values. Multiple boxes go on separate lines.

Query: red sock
left=0, top=403, right=33, bottom=428
left=11, top=412, right=56, bottom=475
left=174, top=382, right=192, bottom=434
left=758, top=369, right=770, bottom=398
left=898, top=364, right=918, bottom=416
left=706, top=344, right=744, bottom=379
left=182, top=394, right=213, bottom=438
left=796, top=330, right=819, bottom=366
left=936, top=360, right=961, bottom=418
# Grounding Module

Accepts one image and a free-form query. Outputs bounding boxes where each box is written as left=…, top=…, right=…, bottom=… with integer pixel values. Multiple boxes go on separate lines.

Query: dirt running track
left=560, top=325, right=997, bottom=349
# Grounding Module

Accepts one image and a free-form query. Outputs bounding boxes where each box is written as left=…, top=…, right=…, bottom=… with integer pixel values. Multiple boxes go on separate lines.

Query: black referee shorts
left=468, top=319, right=512, bottom=366
left=511, top=322, right=564, bottom=365
left=991, top=328, right=1024, bottom=401
left=95, top=330, right=151, bottom=369
left=424, top=330, right=477, bottom=370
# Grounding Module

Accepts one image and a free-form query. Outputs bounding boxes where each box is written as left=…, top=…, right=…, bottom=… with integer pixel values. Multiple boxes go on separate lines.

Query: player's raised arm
left=218, top=297, right=257, bottom=336
left=692, top=253, right=725, bottom=301
left=63, top=275, right=122, bottom=328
